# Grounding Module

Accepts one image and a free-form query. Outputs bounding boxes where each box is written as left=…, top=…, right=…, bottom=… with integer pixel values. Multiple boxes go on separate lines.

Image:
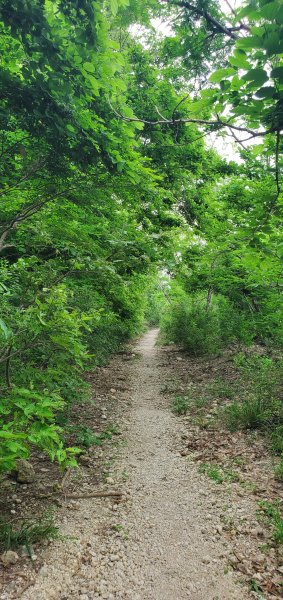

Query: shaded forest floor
left=0, top=330, right=282, bottom=599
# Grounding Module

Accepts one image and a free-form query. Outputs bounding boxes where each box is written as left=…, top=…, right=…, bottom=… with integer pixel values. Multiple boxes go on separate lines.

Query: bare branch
left=223, top=0, right=237, bottom=17
left=227, top=127, right=248, bottom=150
left=222, top=0, right=250, bottom=32
left=108, top=98, right=272, bottom=139
left=154, top=106, right=168, bottom=121
left=172, top=94, right=190, bottom=121
left=162, top=0, right=238, bottom=39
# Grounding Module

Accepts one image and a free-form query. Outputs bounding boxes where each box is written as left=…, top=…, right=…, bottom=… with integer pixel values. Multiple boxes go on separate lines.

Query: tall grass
left=0, top=513, right=59, bottom=556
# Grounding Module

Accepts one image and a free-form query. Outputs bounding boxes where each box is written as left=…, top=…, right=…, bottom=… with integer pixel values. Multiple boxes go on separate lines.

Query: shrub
left=0, top=270, right=149, bottom=472
left=270, top=426, right=283, bottom=455
left=0, top=388, right=81, bottom=473
left=68, top=424, right=118, bottom=448
left=144, top=280, right=168, bottom=327
left=160, top=292, right=253, bottom=357
left=222, top=355, right=283, bottom=434
left=258, top=500, right=283, bottom=545
left=274, top=460, right=283, bottom=482
left=198, top=463, right=224, bottom=484
left=223, top=397, right=269, bottom=431
left=161, top=294, right=222, bottom=356
left=171, top=395, right=189, bottom=415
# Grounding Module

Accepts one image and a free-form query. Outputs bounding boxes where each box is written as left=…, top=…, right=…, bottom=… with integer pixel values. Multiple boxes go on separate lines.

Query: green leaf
left=265, top=30, right=282, bottom=55
left=0, top=431, right=26, bottom=439
left=271, top=66, right=283, bottom=83
left=238, top=5, right=259, bottom=19
left=260, top=2, right=281, bottom=19
left=87, top=75, right=100, bottom=95
left=255, top=86, right=276, bottom=99
left=83, top=62, right=95, bottom=73
left=110, top=0, right=119, bottom=16
left=237, top=36, right=264, bottom=49
left=242, top=68, right=268, bottom=86
left=209, top=68, right=236, bottom=84
left=0, top=318, right=12, bottom=340
left=229, top=52, right=251, bottom=69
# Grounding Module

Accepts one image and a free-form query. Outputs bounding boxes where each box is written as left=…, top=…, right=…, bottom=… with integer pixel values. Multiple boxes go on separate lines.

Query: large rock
left=1, top=550, right=19, bottom=567
left=15, top=459, right=35, bottom=483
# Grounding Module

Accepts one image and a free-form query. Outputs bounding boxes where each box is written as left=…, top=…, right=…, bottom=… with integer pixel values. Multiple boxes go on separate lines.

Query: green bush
left=160, top=292, right=252, bottom=356
left=171, top=395, right=189, bottom=415
left=144, top=279, right=167, bottom=327
left=274, top=460, right=283, bottom=482
left=161, top=295, right=221, bottom=356
left=0, top=387, right=81, bottom=473
left=270, top=426, right=283, bottom=455
left=0, top=268, right=150, bottom=472
left=223, top=397, right=269, bottom=431
left=198, top=463, right=224, bottom=484
left=222, top=355, right=283, bottom=436
left=258, top=501, right=283, bottom=545
left=67, top=424, right=119, bottom=448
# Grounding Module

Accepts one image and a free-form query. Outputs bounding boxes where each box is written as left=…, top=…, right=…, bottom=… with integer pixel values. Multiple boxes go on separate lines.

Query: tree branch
left=0, top=160, right=46, bottom=198
left=227, top=127, right=248, bottom=150
left=0, top=180, right=86, bottom=253
left=108, top=98, right=273, bottom=139
left=163, top=0, right=238, bottom=39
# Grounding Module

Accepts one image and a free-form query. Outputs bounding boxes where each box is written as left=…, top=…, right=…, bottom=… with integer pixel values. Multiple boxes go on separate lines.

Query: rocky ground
left=0, top=329, right=282, bottom=599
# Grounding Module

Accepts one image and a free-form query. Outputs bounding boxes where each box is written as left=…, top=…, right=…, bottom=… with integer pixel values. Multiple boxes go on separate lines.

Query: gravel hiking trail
left=20, top=329, right=250, bottom=600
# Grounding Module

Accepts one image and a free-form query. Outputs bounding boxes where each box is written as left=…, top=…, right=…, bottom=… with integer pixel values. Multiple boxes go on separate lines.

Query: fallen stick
left=60, top=467, right=72, bottom=490
left=12, top=579, right=35, bottom=599
left=65, top=491, right=123, bottom=499
left=35, top=490, right=123, bottom=500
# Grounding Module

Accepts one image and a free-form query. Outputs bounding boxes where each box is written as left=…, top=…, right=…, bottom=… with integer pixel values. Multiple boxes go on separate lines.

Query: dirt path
left=19, top=329, right=251, bottom=600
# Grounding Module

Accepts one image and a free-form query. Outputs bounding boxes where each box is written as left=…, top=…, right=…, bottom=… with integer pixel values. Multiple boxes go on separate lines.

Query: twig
left=154, top=106, right=168, bottom=121
left=228, top=127, right=247, bottom=150
left=11, top=579, right=36, bottom=599
left=222, top=0, right=250, bottom=32
left=64, top=491, right=124, bottom=499
left=172, top=94, right=190, bottom=121
left=60, top=468, right=72, bottom=491
left=35, top=491, right=124, bottom=500
left=223, top=0, right=237, bottom=17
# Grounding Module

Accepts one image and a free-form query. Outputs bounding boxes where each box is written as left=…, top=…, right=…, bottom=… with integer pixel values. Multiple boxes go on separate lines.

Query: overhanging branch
left=0, top=178, right=87, bottom=253
left=162, top=0, right=240, bottom=39
left=108, top=98, right=272, bottom=139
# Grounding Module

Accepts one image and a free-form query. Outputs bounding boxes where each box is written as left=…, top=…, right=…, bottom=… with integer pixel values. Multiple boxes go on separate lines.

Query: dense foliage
left=0, top=0, right=282, bottom=473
